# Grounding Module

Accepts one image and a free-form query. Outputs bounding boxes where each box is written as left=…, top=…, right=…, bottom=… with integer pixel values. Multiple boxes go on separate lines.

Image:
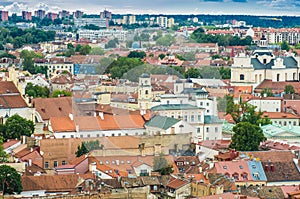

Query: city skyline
left=0, top=0, right=300, bottom=16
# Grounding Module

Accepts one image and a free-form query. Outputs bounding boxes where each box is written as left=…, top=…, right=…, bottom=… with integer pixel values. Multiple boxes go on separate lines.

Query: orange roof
left=167, top=178, right=189, bottom=189
left=50, top=116, right=76, bottom=132
left=262, top=112, right=300, bottom=119
left=3, top=140, right=20, bottom=149
left=33, top=97, right=77, bottom=120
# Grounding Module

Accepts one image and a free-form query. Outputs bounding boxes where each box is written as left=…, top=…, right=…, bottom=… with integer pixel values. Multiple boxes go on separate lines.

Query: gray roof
left=204, top=115, right=223, bottom=124
left=151, top=104, right=201, bottom=111
left=145, top=115, right=179, bottom=130
left=251, top=58, right=274, bottom=70
left=251, top=56, right=298, bottom=70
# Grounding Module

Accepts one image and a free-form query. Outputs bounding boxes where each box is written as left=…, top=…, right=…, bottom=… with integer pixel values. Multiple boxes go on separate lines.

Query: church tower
left=138, top=73, right=152, bottom=110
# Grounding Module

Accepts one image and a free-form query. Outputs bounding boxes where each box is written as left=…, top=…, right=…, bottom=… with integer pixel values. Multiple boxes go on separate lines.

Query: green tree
left=75, top=143, right=89, bottom=157
left=218, top=67, right=231, bottom=79
left=2, top=115, right=35, bottom=141
left=153, top=153, right=173, bottom=175
left=228, top=100, right=271, bottom=126
left=127, top=51, right=146, bottom=59
left=261, top=87, right=274, bottom=97
left=105, top=38, right=119, bottom=49
left=0, top=136, right=8, bottom=163
left=0, top=165, right=22, bottom=194
left=229, top=122, right=266, bottom=151
left=184, top=68, right=200, bottom=78
left=90, top=47, right=105, bottom=55
left=281, top=40, right=290, bottom=51
left=51, top=90, right=72, bottom=98
left=156, top=34, right=175, bottom=46
left=217, top=94, right=234, bottom=113
left=284, top=84, right=295, bottom=94
left=158, top=54, right=166, bottom=60
left=25, top=83, right=50, bottom=98
left=79, top=45, right=91, bottom=55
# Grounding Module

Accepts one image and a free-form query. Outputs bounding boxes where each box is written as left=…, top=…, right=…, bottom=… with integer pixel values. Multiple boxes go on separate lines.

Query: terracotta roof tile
left=3, top=140, right=20, bottom=149
left=33, top=97, right=77, bottom=120
left=22, top=175, right=80, bottom=192
left=50, top=116, right=76, bottom=132
left=167, top=178, right=189, bottom=189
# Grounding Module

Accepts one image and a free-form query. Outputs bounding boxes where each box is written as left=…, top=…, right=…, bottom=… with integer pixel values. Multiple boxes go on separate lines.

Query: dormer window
left=263, top=59, right=267, bottom=64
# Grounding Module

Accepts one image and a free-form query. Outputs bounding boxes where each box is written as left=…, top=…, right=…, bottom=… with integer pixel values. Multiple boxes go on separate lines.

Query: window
left=198, top=115, right=201, bottom=122
left=87, top=134, right=90, bottom=138
left=240, top=74, right=245, bottom=80
left=206, top=103, right=209, bottom=106
left=145, top=90, right=148, bottom=95
left=184, top=115, right=188, bottom=122
left=206, top=127, right=209, bottom=133
left=284, top=121, right=287, bottom=126
left=191, top=115, right=195, bottom=122
left=45, top=162, right=49, bottom=169
left=277, top=74, right=280, bottom=82
left=200, top=102, right=203, bottom=106
left=223, top=166, right=227, bottom=169
left=112, top=134, right=115, bottom=137
left=97, top=134, right=100, bottom=137
left=80, top=135, right=83, bottom=138
left=71, top=135, right=74, bottom=138
left=215, top=127, right=218, bottom=133
left=294, top=121, right=297, bottom=126
left=263, top=59, right=267, bottom=64
left=62, top=161, right=66, bottom=165
left=54, top=161, right=58, bottom=168
left=197, top=128, right=200, bottom=133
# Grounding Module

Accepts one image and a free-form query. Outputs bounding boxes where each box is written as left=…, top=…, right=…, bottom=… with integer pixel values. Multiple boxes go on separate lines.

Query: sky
left=0, top=0, right=300, bottom=16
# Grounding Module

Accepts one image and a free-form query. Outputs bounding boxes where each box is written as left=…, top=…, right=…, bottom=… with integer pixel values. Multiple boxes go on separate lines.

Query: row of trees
left=0, top=27, right=55, bottom=49
left=184, top=66, right=231, bottom=79
left=191, top=28, right=253, bottom=46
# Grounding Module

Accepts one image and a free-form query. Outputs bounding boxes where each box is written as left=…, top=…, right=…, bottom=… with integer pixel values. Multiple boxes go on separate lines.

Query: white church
left=231, top=49, right=300, bottom=87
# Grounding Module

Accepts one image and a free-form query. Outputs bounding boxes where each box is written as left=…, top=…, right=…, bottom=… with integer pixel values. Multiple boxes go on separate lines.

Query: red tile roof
left=3, top=140, right=20, bottom=149
left=33, top=97, right=77, bottom=120
left=167, top=178, right=189, bottom=189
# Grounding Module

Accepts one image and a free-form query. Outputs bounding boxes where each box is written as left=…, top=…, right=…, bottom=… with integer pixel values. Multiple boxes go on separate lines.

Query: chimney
left=89, top=162, right=96, bottom=172
left=76, top=125, right=79, bottom=132
left=99, top=112, right=104, bottom=120
left=270, top=164, right=274, bottom=172
left=140, top=109, right=146, bottom=116
left=28, top=159, right=32, bottom=166
left=22, top=136, right=26, bottom=144
left=69, top=113, right=74, bottom=121
left=30, top=147, right=33, bottom=152
left=199, top=166, right=203, bottom=173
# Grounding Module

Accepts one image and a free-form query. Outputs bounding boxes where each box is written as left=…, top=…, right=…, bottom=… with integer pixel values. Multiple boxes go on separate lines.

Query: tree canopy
left=25, top=83, right=50, bottom=98
left=75, top=143, right=89, bottom=157
left=51, top=90, right=72, bottom=98
left=153, top=153, right=173, bottom=175
left=0, top=114, right=35, bottom=141
left=0, top=165, right=22, bottom=194
left=284, top=84, right=295, bottom=94
left=230, top=122, right=266, bottom=151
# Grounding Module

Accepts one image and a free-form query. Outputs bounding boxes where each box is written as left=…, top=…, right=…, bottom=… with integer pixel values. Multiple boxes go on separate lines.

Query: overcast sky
left=0, top=0, right=300, bottom=16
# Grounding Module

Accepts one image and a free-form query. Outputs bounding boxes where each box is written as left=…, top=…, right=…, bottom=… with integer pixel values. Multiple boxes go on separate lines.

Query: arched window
left=240, top=74, right=245, bottom=81
left=145, top=90, right=148, bottom=95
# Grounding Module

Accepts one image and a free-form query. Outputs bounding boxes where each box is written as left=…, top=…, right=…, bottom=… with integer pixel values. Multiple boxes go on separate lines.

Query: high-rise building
left=129, top=15, right=136, bottom=24
left=122, top=15, right=128, bottom=24
left=47, top=13, right=58, bottom=21
left=0, top=11, right=9, bottom=22
left=34, top=10, right=46, bottom=19
left=59, top=10, right=70, bottom=19
left=22, top=11, right=32, bottom=21
left=156, top=16, right=168, bottom=28
left=73, top=10, right=84, bottom=18
left=167, top=18, right=175, bottom=28
left=100, top=9, right=112, bottom=20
